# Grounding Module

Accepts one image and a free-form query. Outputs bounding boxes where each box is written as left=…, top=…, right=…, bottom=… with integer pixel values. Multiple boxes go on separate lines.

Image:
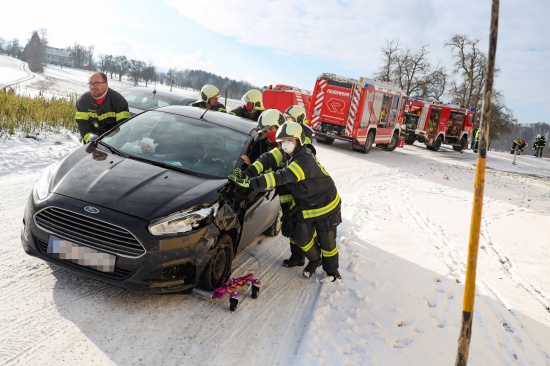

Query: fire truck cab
left=308, top=73, right=405, bottom=153
left=262, top=84, right=312, bottom=116
left=402, top=99, right=476, bottom=152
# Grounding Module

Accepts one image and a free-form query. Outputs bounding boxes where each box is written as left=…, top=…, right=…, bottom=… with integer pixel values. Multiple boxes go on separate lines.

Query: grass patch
left=0, top=89, right=78, bottom=139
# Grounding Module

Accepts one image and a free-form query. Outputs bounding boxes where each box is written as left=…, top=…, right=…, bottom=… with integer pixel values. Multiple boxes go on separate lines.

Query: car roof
left=122, top=86, right=196, bottom=104
left=156, top=105, right=259, bottom=135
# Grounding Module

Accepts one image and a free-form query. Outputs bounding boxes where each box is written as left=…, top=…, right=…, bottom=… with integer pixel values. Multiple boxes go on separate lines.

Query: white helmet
left=242, top=89, right=264, bottom=110
left=276, top=121, right=305, bottom=146
left=257, top=109, right=285, bottom=131
left=284, top=105, right=307, bottom=124
left=200, top=84, right=220, bottom=102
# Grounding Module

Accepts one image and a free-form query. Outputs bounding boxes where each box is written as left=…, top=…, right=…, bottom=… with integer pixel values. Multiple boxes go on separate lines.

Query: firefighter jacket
left=191, top=100, right=227, bottom=112
left=248, top=144, right=340, bottom=221
left=75, top=88, right=130, bottom=143
left=229, top=105, right=263, bottom=121
left=535, top=135, right=546, bottom=148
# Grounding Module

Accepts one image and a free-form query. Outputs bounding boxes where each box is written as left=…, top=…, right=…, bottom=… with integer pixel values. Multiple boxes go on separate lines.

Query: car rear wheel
left=264, top=208, right=282, bottom=236
left=199, top=234, right=234, bottom=290
left=386, top=131, right=400, bottom=152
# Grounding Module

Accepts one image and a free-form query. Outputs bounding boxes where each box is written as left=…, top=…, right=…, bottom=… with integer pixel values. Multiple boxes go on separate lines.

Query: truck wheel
left=433, top=137, right=442, bottom=151
left=453, top=137, right=468, bottom=152
left=364, top=131, right=375, bottom=154
left=386, top=131, right=400, bottom=152
left=316, top=136, right=334, bottom=145
left=406, top=135, right=416, bottom=145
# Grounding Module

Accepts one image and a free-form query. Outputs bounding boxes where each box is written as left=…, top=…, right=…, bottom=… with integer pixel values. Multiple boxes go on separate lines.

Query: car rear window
left=121, top=90, right=181, bottom=110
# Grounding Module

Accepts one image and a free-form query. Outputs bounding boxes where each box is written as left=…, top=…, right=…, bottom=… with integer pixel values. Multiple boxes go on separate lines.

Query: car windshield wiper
left=98, top=141, right=127, bottom=157
left=126, top=155, right=200, bottom=176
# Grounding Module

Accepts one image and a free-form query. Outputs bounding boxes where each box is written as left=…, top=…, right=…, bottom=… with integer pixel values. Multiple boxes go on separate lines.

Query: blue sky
left=2, top=0, right=550, bottom=124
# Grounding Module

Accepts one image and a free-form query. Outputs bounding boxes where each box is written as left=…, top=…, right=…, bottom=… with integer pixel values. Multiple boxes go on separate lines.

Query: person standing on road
left=75, top=72, right=130, bottom=144
left=230, top=89, right=265, bottom=121
left=473, top=129, right=481, bottom=153
left=284, top=104, right=316, bottom=155
left=229, top=121, right=343, bottom=282
left=533, top=134, right=546, bottom=157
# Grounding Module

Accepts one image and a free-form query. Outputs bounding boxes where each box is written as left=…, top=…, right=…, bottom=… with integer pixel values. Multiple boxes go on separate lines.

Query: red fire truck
left=262, top=84, right=312, bottom=115
left=308, top=73, right=405, bottom=153
left=401, top=98, right=476, bottom=151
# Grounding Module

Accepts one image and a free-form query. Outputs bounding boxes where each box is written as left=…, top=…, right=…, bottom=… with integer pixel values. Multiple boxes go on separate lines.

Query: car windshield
left=121, top=90, right=186, bottom=110
left=101, top=110, right=250, bottom=178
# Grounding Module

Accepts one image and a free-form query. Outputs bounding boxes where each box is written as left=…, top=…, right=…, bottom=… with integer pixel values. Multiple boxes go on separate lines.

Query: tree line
left=3, top=30, right=548, bottom=150
left=1, top=30, right=259, bottom=99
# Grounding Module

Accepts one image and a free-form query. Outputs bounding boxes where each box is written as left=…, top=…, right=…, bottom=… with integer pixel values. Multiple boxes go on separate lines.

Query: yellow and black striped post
left=456, top=1, right=500, bottom=365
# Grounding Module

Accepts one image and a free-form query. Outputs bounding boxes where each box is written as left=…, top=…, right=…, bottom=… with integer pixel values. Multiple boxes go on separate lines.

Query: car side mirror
left=88, top=134, right=99, bottom=142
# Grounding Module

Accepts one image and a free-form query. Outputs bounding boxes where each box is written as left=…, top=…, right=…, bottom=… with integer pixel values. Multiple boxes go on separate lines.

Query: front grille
left=36, top=239, right=133, bottom=280
left=34, top=207, right=145, bottom=257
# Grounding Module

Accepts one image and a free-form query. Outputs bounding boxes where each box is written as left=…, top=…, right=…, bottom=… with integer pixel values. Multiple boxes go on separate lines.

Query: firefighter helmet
left=200, top=84, right=220, bottom=103
left=242, top=89, right=264, bottom=110
left=284, top=105, right=307, bottom=124
left=257, top=109, right=285, bottom=131
left=276, top=121, right=305, bottom=145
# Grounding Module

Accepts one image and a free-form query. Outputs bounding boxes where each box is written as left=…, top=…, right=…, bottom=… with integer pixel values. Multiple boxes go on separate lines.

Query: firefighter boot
left=282, top=242, right=306, bottom=267
left=327, top=269, right=343, bottom=282
left=302, top=260, right=322, bottom=278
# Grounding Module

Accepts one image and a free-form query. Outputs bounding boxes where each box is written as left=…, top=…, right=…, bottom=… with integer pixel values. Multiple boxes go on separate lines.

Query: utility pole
left=456, top=1, right=500, bottom=365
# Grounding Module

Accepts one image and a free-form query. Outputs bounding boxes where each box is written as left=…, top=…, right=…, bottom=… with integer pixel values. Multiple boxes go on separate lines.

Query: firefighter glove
left=229, top=168, right=242, bottom=180
left=228, top=174, right=250, bottom=189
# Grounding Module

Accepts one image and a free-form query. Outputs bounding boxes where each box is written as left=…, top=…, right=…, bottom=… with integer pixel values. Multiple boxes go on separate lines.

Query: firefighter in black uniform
left=75, top=72, right=130, bottom=144
left=533, top=134, right=546, bottom=157
left=230, top=89, right=265, bottom=121
left=229, top=121, right=342, bottom=281
left=192, top=84, right=227, bottom=112
left=238, top=110, right=305, bottom=268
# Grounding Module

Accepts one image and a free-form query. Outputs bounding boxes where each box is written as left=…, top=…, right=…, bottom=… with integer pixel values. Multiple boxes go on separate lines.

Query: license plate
left=47, top=236, right=116, bottom=272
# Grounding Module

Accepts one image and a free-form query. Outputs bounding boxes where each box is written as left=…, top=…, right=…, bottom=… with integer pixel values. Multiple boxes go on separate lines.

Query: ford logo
left=84, top=206, right=100, bottom=214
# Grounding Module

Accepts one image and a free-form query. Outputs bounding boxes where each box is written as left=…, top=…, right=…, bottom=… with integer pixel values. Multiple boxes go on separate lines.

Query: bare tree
left=141, top=63, right=157, bottom=87
left=113, top=55, right=130, bottom=81
left=373, top=40, right=447, bottom=100
left=67, top=43, right=88, bottom=68
left=129, top=59, right=146, bottom=86
left=445, top=34, right=499, bottom=109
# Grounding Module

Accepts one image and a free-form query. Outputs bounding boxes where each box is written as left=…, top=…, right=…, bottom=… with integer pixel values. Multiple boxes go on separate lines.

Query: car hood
left=51, top=147, right=227, bottom=221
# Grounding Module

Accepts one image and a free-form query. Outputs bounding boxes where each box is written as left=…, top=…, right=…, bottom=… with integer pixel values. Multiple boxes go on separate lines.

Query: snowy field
left=1, top=56, right=549, bottom=365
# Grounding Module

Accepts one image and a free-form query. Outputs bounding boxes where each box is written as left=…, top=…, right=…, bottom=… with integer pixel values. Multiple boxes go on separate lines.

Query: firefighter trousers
left=292, top=210, right=341, bottom=274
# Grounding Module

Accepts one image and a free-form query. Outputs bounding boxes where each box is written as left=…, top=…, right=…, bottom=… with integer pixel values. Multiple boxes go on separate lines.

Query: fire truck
left=308, top=73, right=405, bottom=153
left=402, top=98, right=476, bottom=151
left=262, top=84, right=312, bottom=115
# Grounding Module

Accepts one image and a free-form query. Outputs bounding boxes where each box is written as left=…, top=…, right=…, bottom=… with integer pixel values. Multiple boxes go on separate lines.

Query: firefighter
left=230, top=89, right=265, bottom=121
left=192, top=84, right=227, bottom=112
left=510, top=138, right=527, bottom=155
left=240, top=109, right=284, bottom=166
left=284, top=104, right=316, bottom=155
left=533, top=134, right=546, bottom=157
left=236, top=110, right=306, bottom=268
left=473, top=129, right=481, bottom=153
left=229, top=121, right=342, bottom=281
left=75, top=71, right=130, bottom=144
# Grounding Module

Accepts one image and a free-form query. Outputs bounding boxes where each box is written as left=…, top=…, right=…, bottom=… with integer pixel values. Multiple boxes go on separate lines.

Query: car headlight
left=148, top=203, right=219, bottom=236
left=34, top=163, right=57, bottom=201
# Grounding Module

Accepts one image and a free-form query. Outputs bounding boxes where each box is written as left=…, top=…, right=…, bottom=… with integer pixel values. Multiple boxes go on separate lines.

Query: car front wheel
left=199, top=234, right=234, bottom=290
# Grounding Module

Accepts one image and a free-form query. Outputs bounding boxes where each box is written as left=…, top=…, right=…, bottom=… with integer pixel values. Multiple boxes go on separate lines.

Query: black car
left=120, top=87, right=197, bottom=116
left=21, top=106, right=282, bottom=293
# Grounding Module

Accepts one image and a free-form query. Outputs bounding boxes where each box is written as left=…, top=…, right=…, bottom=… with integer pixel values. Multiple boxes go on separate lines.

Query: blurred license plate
left=47, top=236, right=116, bottom=272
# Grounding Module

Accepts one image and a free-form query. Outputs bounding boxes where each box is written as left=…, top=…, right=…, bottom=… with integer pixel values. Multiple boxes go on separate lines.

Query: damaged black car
left=21, top=106, right=281, bottom=293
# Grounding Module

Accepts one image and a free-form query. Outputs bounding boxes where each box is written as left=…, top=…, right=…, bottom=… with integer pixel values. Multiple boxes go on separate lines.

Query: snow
left=1, top=55, right=550, bottom=365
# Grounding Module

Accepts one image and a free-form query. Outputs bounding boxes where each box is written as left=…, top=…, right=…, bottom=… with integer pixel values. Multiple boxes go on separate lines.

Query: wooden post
left=455, top=1, right=500, bottom=365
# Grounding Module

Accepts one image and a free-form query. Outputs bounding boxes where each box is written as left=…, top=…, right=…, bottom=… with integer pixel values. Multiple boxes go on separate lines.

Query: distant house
left=42, top=46, right=72, bottom=67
